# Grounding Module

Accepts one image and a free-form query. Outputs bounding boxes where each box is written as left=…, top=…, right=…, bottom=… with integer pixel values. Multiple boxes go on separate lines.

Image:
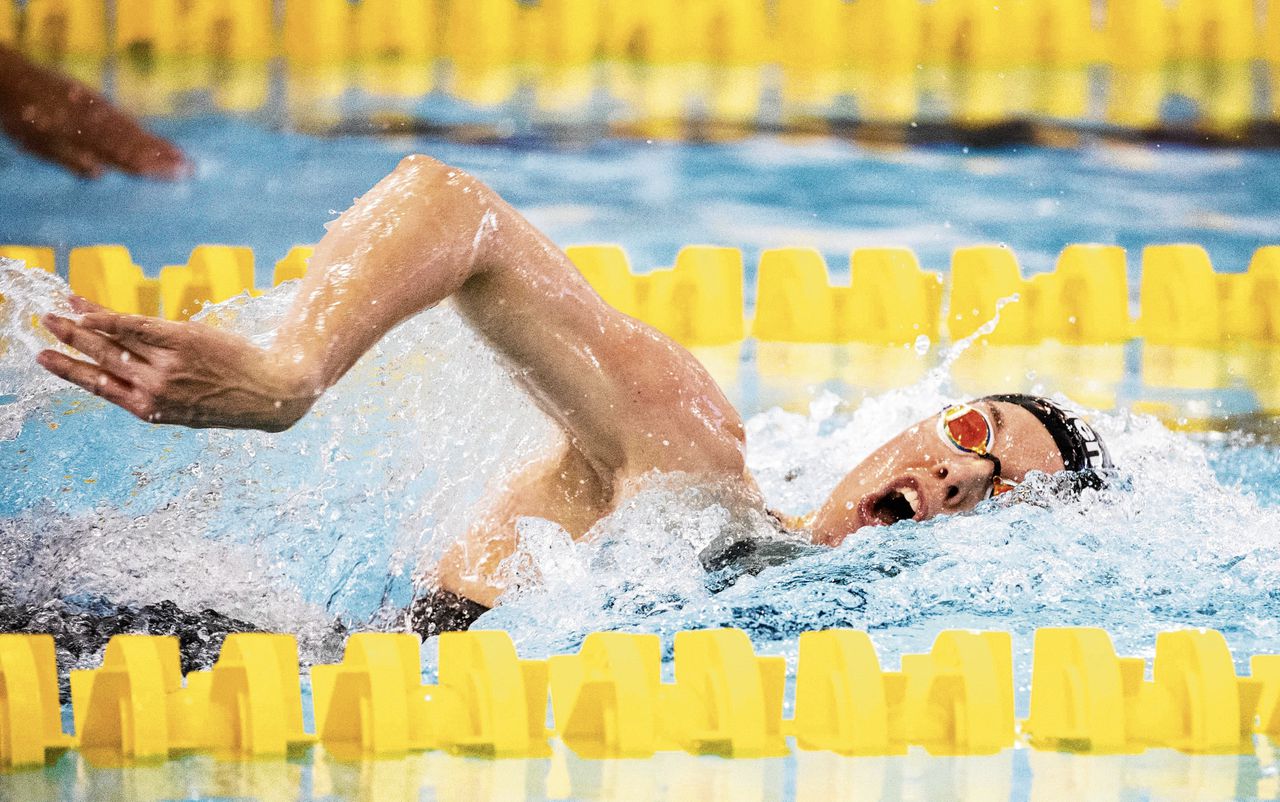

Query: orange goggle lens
left=941, top=405, right=994, bottom=454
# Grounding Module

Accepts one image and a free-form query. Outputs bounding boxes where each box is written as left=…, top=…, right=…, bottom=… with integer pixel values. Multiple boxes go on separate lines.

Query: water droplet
left=913, top=335, right=931, bottom=355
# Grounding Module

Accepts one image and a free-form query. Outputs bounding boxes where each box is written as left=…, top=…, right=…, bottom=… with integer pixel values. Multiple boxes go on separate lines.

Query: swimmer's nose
left=933, top=457, right=996, bottom=511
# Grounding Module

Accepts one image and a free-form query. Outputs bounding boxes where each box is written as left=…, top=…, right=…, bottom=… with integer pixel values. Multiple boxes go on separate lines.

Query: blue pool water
left=2, top=115, right=1279, bottom=284
left=3, top=78, right=1280, bottom=802
left=4, top=258, right=1280, bottom=693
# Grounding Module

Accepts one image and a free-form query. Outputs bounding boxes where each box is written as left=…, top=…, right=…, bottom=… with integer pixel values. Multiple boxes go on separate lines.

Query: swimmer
left=34, top=155, right=1111, bottom=634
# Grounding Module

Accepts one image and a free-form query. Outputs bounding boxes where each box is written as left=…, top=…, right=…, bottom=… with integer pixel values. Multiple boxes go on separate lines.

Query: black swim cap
left=980, top=394, right=1113, bottom=485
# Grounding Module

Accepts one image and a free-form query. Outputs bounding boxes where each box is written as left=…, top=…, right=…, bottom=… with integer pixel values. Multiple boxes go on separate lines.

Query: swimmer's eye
left=938, top=403, right=995, bottom=455
left=939, top=404, right=1020, bottom=498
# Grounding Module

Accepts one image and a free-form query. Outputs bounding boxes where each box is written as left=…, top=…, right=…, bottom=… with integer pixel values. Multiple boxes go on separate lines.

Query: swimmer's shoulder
left=598, top=324, right=746, bottom=478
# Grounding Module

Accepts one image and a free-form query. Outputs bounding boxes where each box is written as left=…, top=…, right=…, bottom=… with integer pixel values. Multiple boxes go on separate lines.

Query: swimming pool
left=4, top=742, right=1279, bottom=800
left=3, top=53, right=1280, bottom=802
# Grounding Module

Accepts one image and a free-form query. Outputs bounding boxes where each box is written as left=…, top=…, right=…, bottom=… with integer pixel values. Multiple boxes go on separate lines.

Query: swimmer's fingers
left=40, top=313, right=151, bottom=378
left=35, top=350, right=155, bottom=421
left=68, top=295, right=109, bottom=315
left=65, top=298, right=157, bottom=351
left=76, top=312, right=183, bottom=349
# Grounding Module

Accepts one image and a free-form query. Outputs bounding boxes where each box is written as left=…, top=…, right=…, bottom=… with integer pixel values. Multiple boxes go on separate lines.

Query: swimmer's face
left=809, top=400, right=1065, bottom=546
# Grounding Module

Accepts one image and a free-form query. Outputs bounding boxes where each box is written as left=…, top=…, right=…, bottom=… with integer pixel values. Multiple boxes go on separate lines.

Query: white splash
left=3, top=263, right=1279, bottom=704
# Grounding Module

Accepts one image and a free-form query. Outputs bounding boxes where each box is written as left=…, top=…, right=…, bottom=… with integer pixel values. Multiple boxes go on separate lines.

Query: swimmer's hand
left=36, top=298, right=313, bottom=431
left=0, top=45, right=190, bottom=180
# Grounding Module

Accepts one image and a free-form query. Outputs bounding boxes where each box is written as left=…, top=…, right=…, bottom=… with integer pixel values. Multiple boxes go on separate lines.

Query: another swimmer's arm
left=38, top=156, right=511, bottom=430
left=0, top=44, right=188, bottom=179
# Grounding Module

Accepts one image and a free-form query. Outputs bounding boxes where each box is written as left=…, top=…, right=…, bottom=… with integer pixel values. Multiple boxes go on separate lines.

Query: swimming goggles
left=937, top=403, right=1018, bottom=497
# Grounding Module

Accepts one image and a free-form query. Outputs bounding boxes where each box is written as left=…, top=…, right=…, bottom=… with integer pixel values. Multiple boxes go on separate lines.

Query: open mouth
left=860, top=478, right=925, bottom=527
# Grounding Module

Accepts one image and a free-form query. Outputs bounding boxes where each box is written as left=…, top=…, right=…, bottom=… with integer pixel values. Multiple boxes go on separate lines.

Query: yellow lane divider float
left=313, top=631, right=548, bottom=759
left=3, top=242, right=1280, bottom=347
left=2, top=50, right=1268, bottom=130
left=0, top=635, right=74, bottom=769
left=1024, top=628, right=1277, bottom=754
left=3, top=626, right=1280, bottom=769
left=9, top=0, right=1275, bottom=127
left=0, top=0, right=14, bottom=46
left=8, top=0, right=1279, bottom=67
left=7, top=3, right=1269, bottom=131
left=69, top=633, right=312, bottom=763
left=0, top=246, right=55, bottom=274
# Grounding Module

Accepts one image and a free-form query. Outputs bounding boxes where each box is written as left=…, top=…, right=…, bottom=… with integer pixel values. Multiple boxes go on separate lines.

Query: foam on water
left=486, top=387, right=1280, bottom=711
left=0, top=260, right=561, bottom=669
left=2, top=261, right=1279, bottom=703
left=479, top=308, right=1280, bottom=701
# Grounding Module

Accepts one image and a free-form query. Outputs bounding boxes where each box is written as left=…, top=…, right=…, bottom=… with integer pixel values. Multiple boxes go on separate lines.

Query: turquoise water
left=3, top=93, right=1280, bottom=800
left=3, top=260, right=1279, bottom=699
left=2, top=116, right=1279, bottom=285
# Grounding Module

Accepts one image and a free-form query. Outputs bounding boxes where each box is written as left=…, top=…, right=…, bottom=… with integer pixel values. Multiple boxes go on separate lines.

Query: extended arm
left=269, top=157, right=500, bottom=392
left=38, top=156, right=746, bottom=475
left=40, top=156, right=512, bottom=429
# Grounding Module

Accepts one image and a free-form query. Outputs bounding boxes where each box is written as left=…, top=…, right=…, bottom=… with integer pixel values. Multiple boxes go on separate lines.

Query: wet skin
left=808, top=400, right=1065, bottom=546
left=36, top=155, right=1067, bottom=607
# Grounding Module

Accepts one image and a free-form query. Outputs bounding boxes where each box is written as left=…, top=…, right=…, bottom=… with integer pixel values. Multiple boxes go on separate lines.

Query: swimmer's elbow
left=393, top=154, right=495, bottom=205
left=395, top=153, right=447, bottom=175
left=395, top=154, right=470, bottom=187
